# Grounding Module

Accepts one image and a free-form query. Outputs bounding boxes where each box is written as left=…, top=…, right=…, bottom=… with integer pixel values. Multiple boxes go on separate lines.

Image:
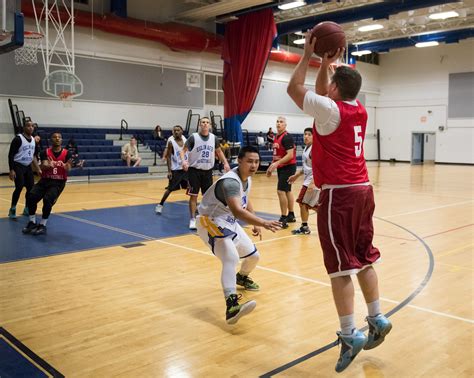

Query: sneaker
left=236, top=272, right=260, bottom=291
left=155, top=204, right=163, bottom=214
left=292, top=225, right=311, bottom=235
left=335, top=329, right=368, bottom=373
left=189, top=218, right=197, bottom=230
left=22, top=221, right=38, bottom=234
left=22, top=207, right=29, bottom=216
left=8, top=208, right=16, bottom=219
left=225, top=294, right=257, bottom=325
left=33, top=224, right=47, bottom=235
left=286, top=214, right=296, bottom=223
left=364, top=314, right=392, bottom=350
left=278, top=216, right=289, bottom=229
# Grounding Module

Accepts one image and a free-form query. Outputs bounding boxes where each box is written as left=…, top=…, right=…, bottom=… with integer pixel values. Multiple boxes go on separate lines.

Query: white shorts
left=196, top=215, right=256, bottom=258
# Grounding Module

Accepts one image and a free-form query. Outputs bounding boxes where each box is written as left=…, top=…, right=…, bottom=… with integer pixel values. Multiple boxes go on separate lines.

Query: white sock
left=40, top=218, right=48, bottom=226
left=224, top=288, right=236, bottom=299
left=29, top=215, right=36, bottom=223
left=339, top=314, right=356, bottom=335
left=367, top=300, right=381, bottom=317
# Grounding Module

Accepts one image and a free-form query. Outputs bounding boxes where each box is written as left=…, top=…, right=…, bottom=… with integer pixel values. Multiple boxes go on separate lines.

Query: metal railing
left=185, top=109, right=200, bottom=136
left=119, top=119, right=128, bottom=140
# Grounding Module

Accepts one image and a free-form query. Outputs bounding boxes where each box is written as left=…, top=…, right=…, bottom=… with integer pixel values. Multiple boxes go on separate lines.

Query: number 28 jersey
left=188, top=132, right=216, bottom=170
left=312, top=100, right=369, bottom=187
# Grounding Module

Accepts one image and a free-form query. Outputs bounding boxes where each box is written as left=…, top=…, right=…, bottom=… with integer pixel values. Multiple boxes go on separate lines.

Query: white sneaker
left=155, top=204, right=163, bottom=214
left=189, top=218, right=197, bottom=230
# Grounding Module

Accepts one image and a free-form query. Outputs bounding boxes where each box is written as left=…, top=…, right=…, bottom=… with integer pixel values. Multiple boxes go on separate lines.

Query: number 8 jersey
left=311, top=100, right=369, bottom=187
left=41, top=148, right=69, bottom=181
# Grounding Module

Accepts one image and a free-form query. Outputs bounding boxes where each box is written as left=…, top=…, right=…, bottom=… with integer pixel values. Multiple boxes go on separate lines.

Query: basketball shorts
left=317, top=184, right=381, bottom=278
left=196, top=215, right=256, bottom=259
left=167, top=170, right=188, bottom=192
left=187, top=167, right=213, bottom=196
left=277, top=164, right=297, bottom=192
left=29, top=178, right=66, bottom=206
left=296, top=185, right=320, bottom=209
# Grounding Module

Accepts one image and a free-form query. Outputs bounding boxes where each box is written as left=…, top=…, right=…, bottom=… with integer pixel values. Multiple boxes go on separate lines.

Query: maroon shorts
left=317, top=185, right=380, bottom=277
left=296, top=185, right=319, bottom=210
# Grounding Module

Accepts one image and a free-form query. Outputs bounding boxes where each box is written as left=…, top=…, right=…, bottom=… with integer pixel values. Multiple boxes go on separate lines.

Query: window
left=205, top=73, right=224, bottom=106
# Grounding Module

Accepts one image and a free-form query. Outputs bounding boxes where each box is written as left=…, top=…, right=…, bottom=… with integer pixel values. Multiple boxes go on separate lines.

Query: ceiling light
left=278, top=1, right=306, bottom=11
left=351, top=50, right=372, bottom=56
left=415, top=41, right=439, bottom=48
left=294, top=31, right=305, bottom=36
left=429, top=11, right=459, bottom=20
left=358, top=24, right=384, bottom=32
left=293, top=38, right=306, bottom=45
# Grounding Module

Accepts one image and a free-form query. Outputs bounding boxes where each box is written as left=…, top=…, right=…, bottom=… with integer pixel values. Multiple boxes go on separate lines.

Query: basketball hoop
left=59, top=91, right=74, bottom=108
left=14, top=31, right=43, bottom=65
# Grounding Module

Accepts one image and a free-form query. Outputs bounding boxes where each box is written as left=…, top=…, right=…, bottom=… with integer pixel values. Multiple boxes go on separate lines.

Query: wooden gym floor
left=0, top=162, right=472, bottom=377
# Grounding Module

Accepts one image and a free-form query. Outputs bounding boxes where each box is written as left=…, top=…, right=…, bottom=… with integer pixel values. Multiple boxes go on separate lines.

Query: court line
left=381, top=200, right=473, bottom=219
left=56, top=212, right=473, bottom=324
left=423, top=223, right=473, bottom=239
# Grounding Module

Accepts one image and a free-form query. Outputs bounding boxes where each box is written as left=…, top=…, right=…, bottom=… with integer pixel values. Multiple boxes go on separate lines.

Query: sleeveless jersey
left=14, top=134, right=36, bottom=166
left=198, top=168, right=251, bottom=223
left=273, top=131, right=296, bottom=167
left=41, top=148, right=69, bottom=181
left=302, top=145, right=313, bottom=186
left=312, top=100, right=369, bottom=187
left=168, top=136, right=187, bottom=171
left=188, top=133, right=215, bottom=170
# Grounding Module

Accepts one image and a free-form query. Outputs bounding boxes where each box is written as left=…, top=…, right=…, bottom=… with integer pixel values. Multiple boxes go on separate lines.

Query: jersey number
left=201, top=151, right=210, bottom=158
left=354, top=126, right=363, bottom=157
left=53, top=168, right=58, bottom=175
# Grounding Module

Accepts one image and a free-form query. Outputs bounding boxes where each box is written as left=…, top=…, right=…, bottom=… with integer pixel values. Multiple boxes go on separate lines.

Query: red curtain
left=222, top=9, right=277, bottom=143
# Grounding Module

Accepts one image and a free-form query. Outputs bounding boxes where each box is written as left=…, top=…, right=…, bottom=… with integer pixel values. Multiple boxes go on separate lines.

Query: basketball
left=311, top=21, right=346, bottom=58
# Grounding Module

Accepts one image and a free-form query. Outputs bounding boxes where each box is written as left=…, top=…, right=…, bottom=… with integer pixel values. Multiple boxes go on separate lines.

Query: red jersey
left=273, top=131, right=296, bottom=167
left=41, top=148, right=69, bottom=181
left=312, top=100, right=369, bottom=187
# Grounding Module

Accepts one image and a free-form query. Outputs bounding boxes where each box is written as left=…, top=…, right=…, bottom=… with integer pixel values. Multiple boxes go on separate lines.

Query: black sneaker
left=236, top=273, right=260, bottom=291
left=225, top=294, right=256, bottom=325
left=286, top=213, right=296, bottom=223
left=22, top=221, right=38, bottom=234
left=291, top=225, right=311, bottom=235
left=278, top=216, right=289, bottom=229
left=33, top=224, right=47, bottom=235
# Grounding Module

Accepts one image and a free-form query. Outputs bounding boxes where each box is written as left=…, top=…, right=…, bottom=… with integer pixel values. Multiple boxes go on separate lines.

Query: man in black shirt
left=8, top=121, right=40, bottom=219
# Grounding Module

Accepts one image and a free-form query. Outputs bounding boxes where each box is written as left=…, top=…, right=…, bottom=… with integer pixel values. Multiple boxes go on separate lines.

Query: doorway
left=411, top=132, right=436, bottom=164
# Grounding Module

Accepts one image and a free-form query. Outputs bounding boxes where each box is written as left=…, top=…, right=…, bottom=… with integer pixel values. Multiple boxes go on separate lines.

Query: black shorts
left=167, top=170, right=188, bottom=192
left=29, top=178, right=66, bottom=205
left=187, top=167, right=213, bottom=196
left=13, top=162, right=34, bottom=190
left=277, top=164, right=297, bottom=192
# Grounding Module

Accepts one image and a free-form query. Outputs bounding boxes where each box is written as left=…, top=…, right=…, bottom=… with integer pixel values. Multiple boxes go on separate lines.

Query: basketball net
left=14, top=31, right=43, bottom=65
left=59, top=92, right=74, bottom=108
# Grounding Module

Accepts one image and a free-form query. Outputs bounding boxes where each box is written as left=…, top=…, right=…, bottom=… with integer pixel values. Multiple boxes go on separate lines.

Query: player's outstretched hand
left=262, top=220, right=282, bottom=233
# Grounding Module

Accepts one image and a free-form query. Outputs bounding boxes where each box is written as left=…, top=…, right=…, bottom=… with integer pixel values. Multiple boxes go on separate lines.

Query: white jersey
left=198, top=168, right=251, bottom=226
left=188, top=132, right=216, bottom=170
left=14, top=134, right=36, bottom=166
left=302, top=145, right=313, bottom=186
left=168, top=136, right=187, bottom=171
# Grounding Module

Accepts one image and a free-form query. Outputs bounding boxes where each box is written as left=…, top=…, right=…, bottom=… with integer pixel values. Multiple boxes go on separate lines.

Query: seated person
left=153, top=125, right=164, bottom=140
left=219, top=139, right=231, bottom=160
left=256, top=132, right=265, bottom=147
left=66, top=137, right=84, bottom=168
left=121, top=137, right=142, bottom=167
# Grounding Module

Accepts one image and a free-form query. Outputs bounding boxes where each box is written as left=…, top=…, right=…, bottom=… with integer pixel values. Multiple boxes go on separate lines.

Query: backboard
left=0, top=0, right=23, bottom=53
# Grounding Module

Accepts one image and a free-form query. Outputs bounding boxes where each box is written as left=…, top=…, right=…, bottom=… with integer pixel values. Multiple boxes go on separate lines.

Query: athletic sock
left=302, top=222, right=308, bottom=227
left=288, top=211, right=295, bottom=217
left=339, top=314, right=356, bottom=335
left=367, top=300, right=381, bottom=317
left=29, top=215, right=36, bottom=223
left=40, top=218, right=48, bottom=226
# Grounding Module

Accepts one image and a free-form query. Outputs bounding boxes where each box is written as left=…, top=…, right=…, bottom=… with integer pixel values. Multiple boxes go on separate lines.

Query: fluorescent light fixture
left=351, top=50, right=372, bottom=56
left=294, top=31, right=305, bottom=36
left=429, top=11, right=459, bottom=20
left=415, top=41, right=439, bottom=48
left=293, top=38, right=306, bottom=45
left=278, top=1, right=306, bottom=11
left=358, top=24, right=384, bottom=32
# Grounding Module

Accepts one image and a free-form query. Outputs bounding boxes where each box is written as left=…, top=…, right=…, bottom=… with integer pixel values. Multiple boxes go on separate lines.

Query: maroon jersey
left=312, top=100, right=369, bottom=187
left=273, top=131, right=296, bottom=167
left=41, top=148, right=69, bottom=181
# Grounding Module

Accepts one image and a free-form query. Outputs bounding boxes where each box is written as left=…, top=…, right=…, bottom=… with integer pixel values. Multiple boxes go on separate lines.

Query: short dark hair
left=331, top=66, right=362, bottom=100
left=173, top=125, right=183, bottom=130
left=49, top=131, right=61, bottom=139
left=238, top=145, right=260, bottom=159
left=304, top=127, right=313, bottom=134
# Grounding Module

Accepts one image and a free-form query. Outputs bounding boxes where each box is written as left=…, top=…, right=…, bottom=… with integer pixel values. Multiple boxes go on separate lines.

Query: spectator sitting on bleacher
left=266, top=127, right=275, bottom=150
left=219, top=139, right=231, bottom=160
left=121, top=137, right=142, bottom=167
left=256, top=132, right=265, bottom=147
left=153, top=125, right=164, bottom=140
left=66, top=138, right=84, bottom=168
